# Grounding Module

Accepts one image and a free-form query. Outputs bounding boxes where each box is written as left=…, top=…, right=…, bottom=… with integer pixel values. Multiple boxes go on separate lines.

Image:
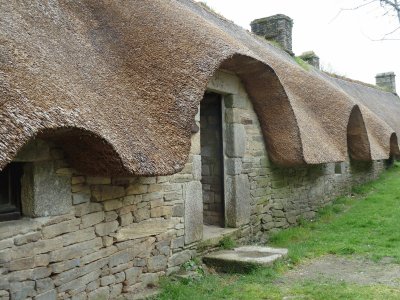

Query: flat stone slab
left=115, top=219, right=174, bottom=241
left=203, top=246, right=288, bottom=273
left=0, top=219, right=42, bottom=240
left=202, top=225, right=238, bottom=241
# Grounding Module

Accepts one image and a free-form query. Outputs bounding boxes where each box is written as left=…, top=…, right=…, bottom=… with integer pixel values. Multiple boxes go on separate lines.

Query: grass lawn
left=156, top=162, right=400, bottom=299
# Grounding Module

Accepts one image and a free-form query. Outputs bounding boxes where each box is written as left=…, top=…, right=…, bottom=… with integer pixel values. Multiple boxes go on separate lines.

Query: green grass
left=265, top=39, right=284, bottom=50
left=158, top=268, right=400, bottom=300
left=157, top=162, right=400, bottom=299
left=271, top=162, right=400, bottom=264
left=294, top=56, right=311, bottom=71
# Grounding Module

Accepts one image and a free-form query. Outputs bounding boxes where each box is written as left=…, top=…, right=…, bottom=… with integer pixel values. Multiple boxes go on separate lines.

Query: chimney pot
left=298, top=51, right=320, bottom=69
left=375, top=72, right=396, bottom=93
left=251, top=14, right=294, bottom=55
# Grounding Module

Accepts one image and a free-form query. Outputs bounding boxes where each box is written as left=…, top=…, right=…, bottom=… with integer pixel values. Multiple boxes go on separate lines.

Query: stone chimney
left=375, top=72, right=396, bottom=93
left=298, top=51, right=320, bottom=69
left=250, top=14, right=294, bottom=56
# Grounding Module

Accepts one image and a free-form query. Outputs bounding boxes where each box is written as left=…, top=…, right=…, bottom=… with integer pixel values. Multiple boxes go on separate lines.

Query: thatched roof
left=0, top=0, right=399, bottom=176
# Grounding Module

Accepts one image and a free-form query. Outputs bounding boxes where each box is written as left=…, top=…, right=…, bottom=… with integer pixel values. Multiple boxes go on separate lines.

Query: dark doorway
left=200, top=93, right=224, bottom=227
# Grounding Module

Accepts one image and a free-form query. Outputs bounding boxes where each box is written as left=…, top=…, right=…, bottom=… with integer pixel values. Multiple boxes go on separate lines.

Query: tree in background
left=378, top=0, right=400, bottom=22
left=333, top=0, right=399, bottom=40
left=377, top=0, right=400, bottom=39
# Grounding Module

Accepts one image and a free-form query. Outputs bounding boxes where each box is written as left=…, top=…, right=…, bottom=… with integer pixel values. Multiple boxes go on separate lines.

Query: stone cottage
left=0, top=1, right=399, bottom=299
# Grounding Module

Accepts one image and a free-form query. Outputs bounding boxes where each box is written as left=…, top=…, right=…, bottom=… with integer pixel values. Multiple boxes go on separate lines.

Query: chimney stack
left=251, top=14, right=294, bottom=56
left=375, top=72, right=396, bottom=93
left=298, top=51, right=320, bottom=69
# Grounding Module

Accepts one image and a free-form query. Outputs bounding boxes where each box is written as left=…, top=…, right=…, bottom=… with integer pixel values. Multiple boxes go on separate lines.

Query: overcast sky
left=195, top=0, right=399, bottom=92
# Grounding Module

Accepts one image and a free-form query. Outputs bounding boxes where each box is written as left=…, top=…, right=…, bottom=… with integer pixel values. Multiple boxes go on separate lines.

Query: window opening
left=0, top=163, right=23, bottom=221
left=334, top=162, right=343, bottom=175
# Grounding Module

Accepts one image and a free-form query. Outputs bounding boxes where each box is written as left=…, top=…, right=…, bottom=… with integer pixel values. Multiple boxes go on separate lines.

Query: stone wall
left=207, top=70, right=386, bottom=242
left=0, top=139, right=200, bottom=299
left=0, top=69, right=389, bottom=300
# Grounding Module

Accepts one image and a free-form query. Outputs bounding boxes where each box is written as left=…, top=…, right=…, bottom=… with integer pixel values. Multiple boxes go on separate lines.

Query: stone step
left=197, top=225, right=241, bottom=254
left=203, top=246, right=288, bottom=273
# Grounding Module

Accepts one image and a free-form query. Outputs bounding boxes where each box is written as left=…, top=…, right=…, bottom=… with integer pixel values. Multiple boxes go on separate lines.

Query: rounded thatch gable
left=0, top=0, right=399, bottom=175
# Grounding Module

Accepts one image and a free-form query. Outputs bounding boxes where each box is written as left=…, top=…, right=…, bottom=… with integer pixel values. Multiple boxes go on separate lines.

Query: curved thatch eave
left=38, top=128, right=129, bottom=176
left=325, top=75, right=400, bottom=160
left=0, top=0, right=399, bottom=176
left=219, top=54, right=305, bottom=166
left=347, top=105, right=372, bottom=161
left=390, top=133, right=400, bottom=156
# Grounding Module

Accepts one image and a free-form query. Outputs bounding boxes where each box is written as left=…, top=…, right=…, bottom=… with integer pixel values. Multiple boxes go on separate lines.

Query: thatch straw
left=0, top=0, right=398, bottom=175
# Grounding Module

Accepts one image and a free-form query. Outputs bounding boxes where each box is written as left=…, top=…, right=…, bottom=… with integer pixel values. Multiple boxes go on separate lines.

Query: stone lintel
left=207, top=70, right=240, bottom=95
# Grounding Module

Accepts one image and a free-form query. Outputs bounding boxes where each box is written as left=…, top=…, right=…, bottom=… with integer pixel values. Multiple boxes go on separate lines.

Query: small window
left=0, top=163, right=23, bottom=221
left=334, top=162, right=344, bottom=175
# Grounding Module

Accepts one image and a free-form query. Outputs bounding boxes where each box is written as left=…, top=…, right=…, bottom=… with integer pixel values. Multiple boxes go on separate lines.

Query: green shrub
left=219, top=236, right=236, bottom=250
left=294, top=57, right=310, bottom=71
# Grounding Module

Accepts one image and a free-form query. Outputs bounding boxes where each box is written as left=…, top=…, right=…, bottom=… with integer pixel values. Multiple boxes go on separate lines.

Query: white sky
left=195, top=0, right=400, bottom=91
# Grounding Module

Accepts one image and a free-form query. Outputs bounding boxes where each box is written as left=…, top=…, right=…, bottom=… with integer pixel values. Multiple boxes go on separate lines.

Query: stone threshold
left=202, top=224, right=239, bottom=241
left=196, top=224, right=241, bottom=254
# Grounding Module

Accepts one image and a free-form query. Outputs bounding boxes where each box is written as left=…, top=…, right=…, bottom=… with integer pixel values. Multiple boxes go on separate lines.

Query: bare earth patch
left=279, top=255, right=400, bottom=287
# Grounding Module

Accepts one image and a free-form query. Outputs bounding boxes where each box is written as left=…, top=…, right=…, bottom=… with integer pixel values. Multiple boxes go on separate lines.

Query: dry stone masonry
left=250, top=14, right=294, bottom=55
left=0, top=69, right=388, bottom=300
left=206, top=70, right=385, bottom=241
left=0, top=141, right=198, bottom=299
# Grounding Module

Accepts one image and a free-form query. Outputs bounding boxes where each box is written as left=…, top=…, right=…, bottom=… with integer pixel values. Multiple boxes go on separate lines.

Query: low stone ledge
left=115, top=219, right=174, bottom=242
left=0, top=219, right=42, bottom=240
